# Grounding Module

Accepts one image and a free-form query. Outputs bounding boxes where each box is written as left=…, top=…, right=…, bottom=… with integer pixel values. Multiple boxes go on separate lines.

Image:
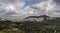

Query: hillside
left=0, top=15, right=60, bottom=33
left=25, top=15, right=54, bottom=22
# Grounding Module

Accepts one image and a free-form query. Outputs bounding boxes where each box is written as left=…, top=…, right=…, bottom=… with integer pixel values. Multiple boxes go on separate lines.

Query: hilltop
left=25, top=15, right=55, bottom=22
left=0, top=15, right=60, bottom=33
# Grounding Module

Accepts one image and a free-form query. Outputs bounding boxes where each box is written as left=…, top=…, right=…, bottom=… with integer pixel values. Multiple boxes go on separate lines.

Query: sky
left=0, top=0, right=60, bottom=20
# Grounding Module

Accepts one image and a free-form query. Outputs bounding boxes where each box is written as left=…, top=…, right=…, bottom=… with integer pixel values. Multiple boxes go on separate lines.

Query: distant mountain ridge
left=25, top=15, right=50, bottom=19
left=0, top=15, right=60, bottom=22
left=25, top=15, right=53, bottom=22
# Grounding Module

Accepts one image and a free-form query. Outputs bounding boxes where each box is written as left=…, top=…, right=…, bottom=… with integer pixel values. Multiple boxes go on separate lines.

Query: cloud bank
left=25, top=0, right=60, bottom=17
left=0, top=0, right=26, bottom=19
left=0, top=0, right=60, bottom=20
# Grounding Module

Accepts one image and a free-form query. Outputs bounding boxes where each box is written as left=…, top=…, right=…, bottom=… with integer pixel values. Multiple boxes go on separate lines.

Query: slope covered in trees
left=0, top=15, right=60, bottom=33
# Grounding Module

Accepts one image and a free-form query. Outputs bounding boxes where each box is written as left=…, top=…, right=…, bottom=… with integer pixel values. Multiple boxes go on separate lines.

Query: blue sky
left=25, top=0, right=41, bottom=6
left=0, top=0, right=60, bottom=20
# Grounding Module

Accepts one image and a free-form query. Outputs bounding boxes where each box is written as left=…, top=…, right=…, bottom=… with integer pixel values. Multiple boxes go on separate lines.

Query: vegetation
left=0, top=16, right=60, bottom=33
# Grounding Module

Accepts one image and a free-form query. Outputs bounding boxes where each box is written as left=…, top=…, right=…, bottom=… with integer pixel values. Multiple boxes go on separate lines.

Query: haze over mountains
left=0, top=15, right=57, bottom=22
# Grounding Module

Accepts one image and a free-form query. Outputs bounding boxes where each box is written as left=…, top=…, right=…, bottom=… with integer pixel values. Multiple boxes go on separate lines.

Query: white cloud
left=0, top=0, right=60, bottom=19
left=25, top=0, right=60, bottom=17
left=0, top=0, right=27, bottom=19
left=0, top=0, right=25, bottom=16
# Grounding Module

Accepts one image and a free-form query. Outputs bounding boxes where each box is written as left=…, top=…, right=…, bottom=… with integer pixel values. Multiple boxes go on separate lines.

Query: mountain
left=25, top=15, right=53, bottom=22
